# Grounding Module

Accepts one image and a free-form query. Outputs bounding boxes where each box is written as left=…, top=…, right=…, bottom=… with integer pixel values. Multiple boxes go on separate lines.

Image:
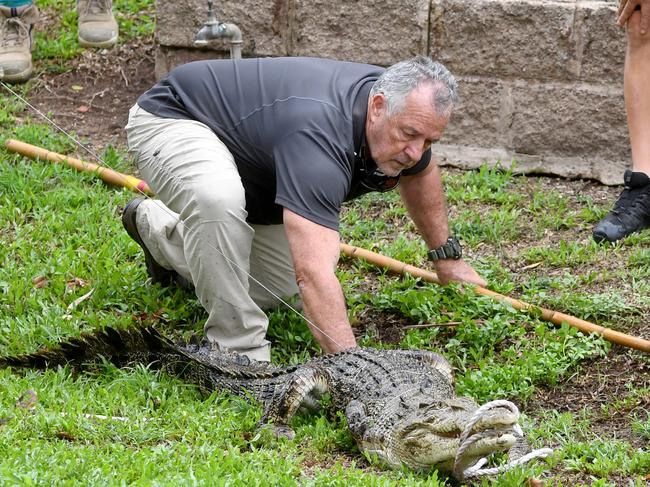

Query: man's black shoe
left=122, top=198, right=194, bottom=291
left=593, top=170, right=650, bottom=243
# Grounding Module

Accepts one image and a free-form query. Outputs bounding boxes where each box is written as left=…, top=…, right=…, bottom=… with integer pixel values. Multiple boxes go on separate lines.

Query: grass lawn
left=1, top=1, right=648, bottom=485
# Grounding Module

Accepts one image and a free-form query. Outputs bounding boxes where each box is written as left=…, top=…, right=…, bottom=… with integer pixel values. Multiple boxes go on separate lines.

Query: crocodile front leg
left=345, top=399, right=397, bottom=467
left=259, top=366, right=329, bottom=439
left=345, top=399, right=370, bottom=440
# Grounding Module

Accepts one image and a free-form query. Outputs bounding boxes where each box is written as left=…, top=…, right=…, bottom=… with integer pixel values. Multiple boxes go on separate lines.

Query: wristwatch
left=427, top=236, right=462, bottom=261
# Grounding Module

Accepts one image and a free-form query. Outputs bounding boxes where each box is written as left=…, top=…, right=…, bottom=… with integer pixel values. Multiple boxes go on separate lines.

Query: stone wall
left=155, top=0, right=628, bottom=184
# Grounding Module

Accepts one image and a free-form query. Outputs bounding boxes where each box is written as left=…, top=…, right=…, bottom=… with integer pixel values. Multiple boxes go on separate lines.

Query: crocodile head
left=365, top=396, right=519, bottom=474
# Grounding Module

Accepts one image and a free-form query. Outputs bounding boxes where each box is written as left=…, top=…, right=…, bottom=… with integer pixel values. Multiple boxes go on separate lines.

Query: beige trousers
left=125, top=104, right=299, bottom=361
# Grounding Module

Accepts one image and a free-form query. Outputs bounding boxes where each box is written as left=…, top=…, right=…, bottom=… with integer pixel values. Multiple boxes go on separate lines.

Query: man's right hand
left=433, top=258, right=487, bottom=288
left=617, top=0, right=650, bottom=32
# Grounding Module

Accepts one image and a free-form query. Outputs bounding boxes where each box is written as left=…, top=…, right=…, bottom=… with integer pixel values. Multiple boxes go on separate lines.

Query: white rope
left=453, top=399, right=553, bottom=481
left=462, top=447, right=554, bottom=479
left=0, top=81, right=343, bottom=350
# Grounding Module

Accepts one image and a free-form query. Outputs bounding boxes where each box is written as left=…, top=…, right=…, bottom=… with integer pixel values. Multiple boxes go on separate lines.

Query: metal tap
left=194, top=0, right=243, bottom=59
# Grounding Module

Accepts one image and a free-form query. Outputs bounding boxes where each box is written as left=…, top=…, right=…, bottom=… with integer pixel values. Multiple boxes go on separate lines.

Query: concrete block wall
left=155, top=0, right=628, bottom=184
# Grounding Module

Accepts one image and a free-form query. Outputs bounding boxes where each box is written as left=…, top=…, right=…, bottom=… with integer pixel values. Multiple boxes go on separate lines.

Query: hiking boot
left=593, top=170, right=650, bottom=243
left=77, top=0, right=118, bottom=48
left=122, top=198, right=194, bottom=291
left=0, top=3, right=38, bottom=83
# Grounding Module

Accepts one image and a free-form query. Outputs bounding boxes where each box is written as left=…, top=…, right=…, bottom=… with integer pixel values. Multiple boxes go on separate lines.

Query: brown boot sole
left=0, top=64, right=33, bottom=83
left=78, top=34, right=118, bottom=48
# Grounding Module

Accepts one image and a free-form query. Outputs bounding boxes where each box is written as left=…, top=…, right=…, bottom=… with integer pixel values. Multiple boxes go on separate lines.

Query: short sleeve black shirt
left=137, top=57, right=430, bottom=230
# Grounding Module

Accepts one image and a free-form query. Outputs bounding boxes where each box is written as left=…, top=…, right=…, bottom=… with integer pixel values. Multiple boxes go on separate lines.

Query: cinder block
left=290, top=0, right=429, bottom=65
left=154, top=46, right=231, bottom=80
left=156, top=0, right=289, bottom=58
left=510, top=80, right=629, bottom=161
left=574, top=2, right=626, bottom=84
left=430, top=0, right=576, bottom=81
left=441, top=76, right=510, bottom=149
left=436, top=144, right=627, bottom=185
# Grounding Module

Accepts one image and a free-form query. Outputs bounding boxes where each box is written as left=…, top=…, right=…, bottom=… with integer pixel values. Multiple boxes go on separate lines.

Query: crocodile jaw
left=386, top=397, right=519, bottom=472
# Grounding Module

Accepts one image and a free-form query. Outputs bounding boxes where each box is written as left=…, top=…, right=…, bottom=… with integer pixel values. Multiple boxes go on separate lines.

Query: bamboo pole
left=4, top=139, right=154, bottom=196
left=340, top=243, right=650, bottom=353
left=7, top=138, right=648, bottom=352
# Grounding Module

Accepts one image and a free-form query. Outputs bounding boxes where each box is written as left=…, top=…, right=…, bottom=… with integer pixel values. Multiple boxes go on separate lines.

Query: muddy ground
left=11, top=36, right=649, bottom=485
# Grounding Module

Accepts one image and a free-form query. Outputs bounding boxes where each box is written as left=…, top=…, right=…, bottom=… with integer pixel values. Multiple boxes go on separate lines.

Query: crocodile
left=0, top=326, right=545, bottom=479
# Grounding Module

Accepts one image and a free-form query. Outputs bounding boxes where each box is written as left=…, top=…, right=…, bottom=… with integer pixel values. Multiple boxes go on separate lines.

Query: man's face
left=365, top=83, right=450, bottom=177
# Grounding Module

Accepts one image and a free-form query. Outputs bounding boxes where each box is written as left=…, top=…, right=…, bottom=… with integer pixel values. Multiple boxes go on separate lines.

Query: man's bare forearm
left=283, top=208, right=357, bottom=354
left=400, top=163, right=450, bottom=248
left=297, top=271, right=357, bottom=353
left=399, top=163, right=487, bottom=287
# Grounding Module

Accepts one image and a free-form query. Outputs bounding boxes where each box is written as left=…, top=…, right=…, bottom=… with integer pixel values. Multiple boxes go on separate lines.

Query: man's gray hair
left=370, top=56, right=458, bottom=118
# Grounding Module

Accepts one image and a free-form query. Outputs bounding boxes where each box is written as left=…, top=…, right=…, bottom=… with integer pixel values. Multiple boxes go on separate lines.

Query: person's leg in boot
left=76, top=0, right=117, bottom=48
left=593, top=3, right=650, bottom=242
left=0, top=1, right=38, bottom=82
left=124, top=105, right=272, bottom=362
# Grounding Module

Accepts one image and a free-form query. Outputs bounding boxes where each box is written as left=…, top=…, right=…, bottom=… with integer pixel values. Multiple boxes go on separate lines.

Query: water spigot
left=193, top=0, right=243, bottom=59
left=194, top=0, right=221, bottom=47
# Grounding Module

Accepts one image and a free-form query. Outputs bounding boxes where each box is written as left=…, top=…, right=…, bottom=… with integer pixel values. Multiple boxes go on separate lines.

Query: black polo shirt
left=137, top=57, right=430, bottom=230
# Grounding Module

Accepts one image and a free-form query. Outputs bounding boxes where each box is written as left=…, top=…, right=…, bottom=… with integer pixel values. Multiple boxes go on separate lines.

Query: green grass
left=1, top=1, right=649, bottom=484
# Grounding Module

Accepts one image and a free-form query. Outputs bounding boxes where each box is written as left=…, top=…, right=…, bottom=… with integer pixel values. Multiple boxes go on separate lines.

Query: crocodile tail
left=0, top=326, right=178, bottom=370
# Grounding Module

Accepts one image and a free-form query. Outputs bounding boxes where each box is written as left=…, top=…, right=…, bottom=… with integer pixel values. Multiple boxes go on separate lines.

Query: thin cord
left=1, top=80, right=344, bottom=350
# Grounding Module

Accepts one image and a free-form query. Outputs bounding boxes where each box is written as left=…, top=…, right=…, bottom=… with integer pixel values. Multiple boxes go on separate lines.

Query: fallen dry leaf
left=66, top=277, right=88, bottom=290
left=66, top=288, right=94, bottom=311
left=77, top=105, right=90, bottom=113
left=131, top=309, right=166, bottom=323
left=55, top=431, right=77, bottom=442
left=15, top=389, right=38, bottom=410
left=32, top=275, right=48, bottom=288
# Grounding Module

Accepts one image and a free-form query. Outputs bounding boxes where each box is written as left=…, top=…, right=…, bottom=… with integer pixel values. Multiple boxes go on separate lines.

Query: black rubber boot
left=593, top=170, right=650, bottom=243
left=122, top=198, right=194, bottom=291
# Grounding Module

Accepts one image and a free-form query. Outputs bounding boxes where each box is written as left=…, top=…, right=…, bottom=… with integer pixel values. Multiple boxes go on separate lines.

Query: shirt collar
left=352, top=80, right=375, bottom=168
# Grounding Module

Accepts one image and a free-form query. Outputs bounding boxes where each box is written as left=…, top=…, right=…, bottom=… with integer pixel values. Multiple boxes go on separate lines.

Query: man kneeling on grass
left=122, top=55, right=486, bottom=361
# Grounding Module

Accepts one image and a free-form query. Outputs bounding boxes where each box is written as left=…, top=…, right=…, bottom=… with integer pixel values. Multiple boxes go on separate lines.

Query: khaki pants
left=125, top=104, right=299, bottom=361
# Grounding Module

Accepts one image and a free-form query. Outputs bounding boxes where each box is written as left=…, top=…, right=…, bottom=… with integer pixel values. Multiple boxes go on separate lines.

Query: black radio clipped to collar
left=354, top=136, right=400, bottom=193
left=352, top=81, right=400, bottom=194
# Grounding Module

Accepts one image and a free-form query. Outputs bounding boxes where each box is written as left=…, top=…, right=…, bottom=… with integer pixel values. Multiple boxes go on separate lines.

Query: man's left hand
left=433, top=258, right=487, bottom=287
left=617, top=0, right=650, bottom=31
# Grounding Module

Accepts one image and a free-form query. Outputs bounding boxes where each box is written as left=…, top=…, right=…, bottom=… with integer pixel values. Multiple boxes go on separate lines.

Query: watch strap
left=427, top=236, right=462, bottom=261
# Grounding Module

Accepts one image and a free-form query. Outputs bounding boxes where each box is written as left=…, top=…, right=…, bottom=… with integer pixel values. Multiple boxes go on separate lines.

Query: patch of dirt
left=526, top=348, right=650, bottom=449
left=26, top=40, right=156, bottom=153
left=352, top=308, right=411, bottom=344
